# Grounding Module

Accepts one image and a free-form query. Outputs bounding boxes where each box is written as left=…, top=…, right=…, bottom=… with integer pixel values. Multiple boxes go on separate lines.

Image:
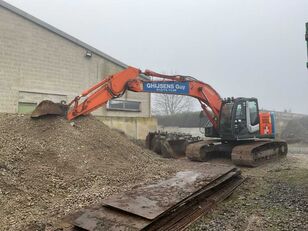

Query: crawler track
left=231, top=140, right=288, bottom=167
left=147, top=132, right=288, bottom=167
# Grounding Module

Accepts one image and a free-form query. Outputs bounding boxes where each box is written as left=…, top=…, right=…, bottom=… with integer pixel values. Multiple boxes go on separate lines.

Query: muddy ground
left=190, top=153, right=308, bottom=231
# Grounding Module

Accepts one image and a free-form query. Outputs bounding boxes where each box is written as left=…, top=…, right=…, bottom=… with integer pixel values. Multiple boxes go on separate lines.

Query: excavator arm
left=66, top=67, right=141, bottom=120
left=33, top=66, right=222, bottom=129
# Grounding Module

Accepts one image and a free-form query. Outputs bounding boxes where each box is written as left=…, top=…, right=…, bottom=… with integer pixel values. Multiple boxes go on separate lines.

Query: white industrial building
left=0, top=0, right=156, bottom=138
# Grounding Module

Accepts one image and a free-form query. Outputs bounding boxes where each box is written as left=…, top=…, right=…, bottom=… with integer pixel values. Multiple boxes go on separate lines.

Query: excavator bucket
left=31, top=100, right=68, bottom=118
left=146, top=132, right=201, bottom=159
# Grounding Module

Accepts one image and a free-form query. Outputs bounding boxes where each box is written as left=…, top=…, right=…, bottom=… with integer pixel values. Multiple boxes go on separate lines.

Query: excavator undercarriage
left=146, top=131, right=288, bottom=167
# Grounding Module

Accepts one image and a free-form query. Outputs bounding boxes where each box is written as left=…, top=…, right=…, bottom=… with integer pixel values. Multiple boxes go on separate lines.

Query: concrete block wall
left=0, top=5, right=150, bottom=117
left=98, top=116, right=157, bottom=140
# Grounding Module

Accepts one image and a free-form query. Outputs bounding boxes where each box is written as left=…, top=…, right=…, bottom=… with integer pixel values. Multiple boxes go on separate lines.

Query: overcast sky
left=5, top=0, right=308, bottom=114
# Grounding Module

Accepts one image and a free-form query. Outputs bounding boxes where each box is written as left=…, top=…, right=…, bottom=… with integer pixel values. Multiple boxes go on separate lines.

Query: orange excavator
left=32, top=66, right=287, bottom=166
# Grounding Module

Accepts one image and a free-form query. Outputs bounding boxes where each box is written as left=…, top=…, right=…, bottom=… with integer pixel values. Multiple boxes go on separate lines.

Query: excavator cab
left=219, top=97, right=260, bottom=140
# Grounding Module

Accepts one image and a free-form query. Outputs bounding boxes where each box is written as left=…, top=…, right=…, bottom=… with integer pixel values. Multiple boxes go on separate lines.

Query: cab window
left=248, top=101, right=259, bottom=126
left=235, top=102, right=245, bottom=120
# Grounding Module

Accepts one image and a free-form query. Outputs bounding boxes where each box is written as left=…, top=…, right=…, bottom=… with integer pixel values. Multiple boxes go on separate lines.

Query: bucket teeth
left=31, top=100, right=68, bottom=118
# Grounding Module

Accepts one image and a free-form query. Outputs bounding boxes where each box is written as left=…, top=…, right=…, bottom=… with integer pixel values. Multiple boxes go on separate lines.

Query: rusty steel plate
left=72, top=163, right=242, bottom=231
left=74, top=206, right=148, bottom=231
left=147, top=174, right=244, bottom=231
left=102, top=164, right=236, bottom=220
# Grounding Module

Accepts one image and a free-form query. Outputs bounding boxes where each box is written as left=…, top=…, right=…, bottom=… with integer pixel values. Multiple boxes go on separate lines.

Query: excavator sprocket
left=31, top=100, right=68, bottom=118
left=231, top=140, right=288, bottom=167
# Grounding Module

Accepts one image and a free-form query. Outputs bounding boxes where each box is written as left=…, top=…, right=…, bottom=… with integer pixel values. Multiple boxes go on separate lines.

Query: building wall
left=98, top=116, right=157, bottom=140
left=0, top=6, right=150, bottom=117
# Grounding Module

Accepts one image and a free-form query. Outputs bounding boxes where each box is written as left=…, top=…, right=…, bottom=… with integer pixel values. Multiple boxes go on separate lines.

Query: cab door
left=233, top=98, right=260, bottom=139
left=233, top=100, right=248, bottom=137
left=246, top=99, right=260, bottom=134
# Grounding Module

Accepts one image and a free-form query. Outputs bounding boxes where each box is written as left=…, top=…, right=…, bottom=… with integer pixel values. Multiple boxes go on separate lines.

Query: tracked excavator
left=32, top=66, right=287, bottom=167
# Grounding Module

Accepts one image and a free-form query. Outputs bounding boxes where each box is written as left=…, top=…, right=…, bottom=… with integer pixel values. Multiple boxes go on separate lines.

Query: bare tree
left=152, top=94, right=195, bottom=115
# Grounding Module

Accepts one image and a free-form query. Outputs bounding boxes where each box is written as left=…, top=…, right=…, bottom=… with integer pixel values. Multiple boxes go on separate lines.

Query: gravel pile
left=0, top=113, right=176, bottom=230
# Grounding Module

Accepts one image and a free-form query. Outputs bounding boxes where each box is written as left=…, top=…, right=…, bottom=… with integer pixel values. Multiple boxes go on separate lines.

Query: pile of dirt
left=0, top=113, right=176, bottom=230
left=281, top=116, right=308, bottom=143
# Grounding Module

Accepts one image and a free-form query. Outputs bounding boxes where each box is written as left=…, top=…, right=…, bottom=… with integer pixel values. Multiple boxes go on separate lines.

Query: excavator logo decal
left=143, top=81, right=189, bottom=94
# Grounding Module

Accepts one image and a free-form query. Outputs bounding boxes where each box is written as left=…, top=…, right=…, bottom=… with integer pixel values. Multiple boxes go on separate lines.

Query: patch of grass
left=275, top=167, right=308, bottom=185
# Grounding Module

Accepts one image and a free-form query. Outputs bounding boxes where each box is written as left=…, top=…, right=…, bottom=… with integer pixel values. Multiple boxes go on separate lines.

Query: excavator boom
left=32, top=66, right=222, bottom=129
left=66, top=67, right=141, bottom=120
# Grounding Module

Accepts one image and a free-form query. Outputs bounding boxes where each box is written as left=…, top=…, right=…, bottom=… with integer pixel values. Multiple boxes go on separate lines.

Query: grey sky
left=5, top=0, right=308, bottom=114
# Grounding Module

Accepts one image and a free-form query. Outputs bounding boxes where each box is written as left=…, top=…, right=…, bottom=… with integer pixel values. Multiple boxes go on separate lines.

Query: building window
left=107, top=100, right=141, bottom=112
left=18, top=102, right=37, bottom=114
